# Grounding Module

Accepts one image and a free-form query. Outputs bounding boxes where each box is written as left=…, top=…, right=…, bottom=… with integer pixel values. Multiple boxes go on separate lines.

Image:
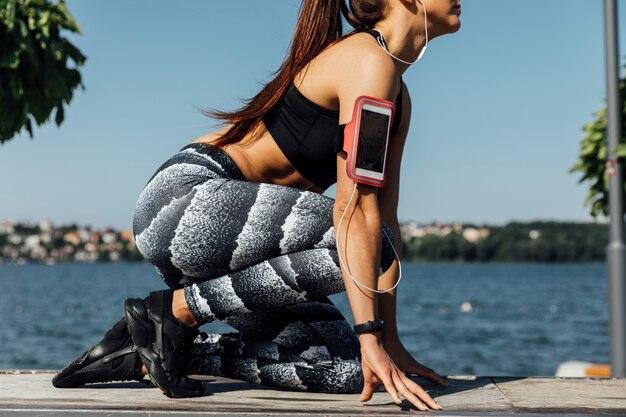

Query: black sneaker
left=52, top=318, right=145, bottom=388
left=124, top=291, right=204, bottom=398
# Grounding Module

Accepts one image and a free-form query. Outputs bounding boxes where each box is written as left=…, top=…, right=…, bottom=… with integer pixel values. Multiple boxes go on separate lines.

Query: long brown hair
left=205, top=0, right=387, bottom=148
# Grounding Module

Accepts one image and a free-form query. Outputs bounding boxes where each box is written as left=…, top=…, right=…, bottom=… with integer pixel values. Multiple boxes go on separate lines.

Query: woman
left=53, top=0, right=461, bottom=411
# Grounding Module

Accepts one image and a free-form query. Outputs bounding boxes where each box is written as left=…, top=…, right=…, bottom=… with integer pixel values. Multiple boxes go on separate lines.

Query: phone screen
left=355, top=109, right=390, bottom=173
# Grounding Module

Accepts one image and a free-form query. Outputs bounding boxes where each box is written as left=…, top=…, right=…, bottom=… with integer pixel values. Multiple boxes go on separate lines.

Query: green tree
left=0, top=0, right=85, bottom=143
left=400, top=221, right=607, bottom=263
left=570, top=72, right=626, bottom=217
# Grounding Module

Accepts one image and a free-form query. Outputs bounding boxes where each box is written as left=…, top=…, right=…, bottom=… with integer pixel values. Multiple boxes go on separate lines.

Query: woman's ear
left=394, top=0, right=419, bottom=16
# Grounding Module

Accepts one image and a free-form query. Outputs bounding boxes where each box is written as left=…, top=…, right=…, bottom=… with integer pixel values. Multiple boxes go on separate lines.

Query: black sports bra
left=262, top=31, right=403, bottom=190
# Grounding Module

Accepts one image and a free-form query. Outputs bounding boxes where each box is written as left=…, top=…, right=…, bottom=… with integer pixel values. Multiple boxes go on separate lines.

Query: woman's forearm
left=333, top=205, right=383, bottom=326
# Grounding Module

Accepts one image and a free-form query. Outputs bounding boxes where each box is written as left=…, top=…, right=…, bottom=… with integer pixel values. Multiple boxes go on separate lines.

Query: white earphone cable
left=374, top=0, right=428, bottom=66
left=335, top=182, right=402, bottom=294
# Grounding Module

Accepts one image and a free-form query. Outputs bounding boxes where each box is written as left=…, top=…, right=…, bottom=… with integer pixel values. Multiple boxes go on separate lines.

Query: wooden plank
left=0, top=372, right=508, bottom=415
left=492, top=377, right=626, bottom=414
left=0, top=372, right=625, bottom=416
left=420, top=376, right=513, bottom=412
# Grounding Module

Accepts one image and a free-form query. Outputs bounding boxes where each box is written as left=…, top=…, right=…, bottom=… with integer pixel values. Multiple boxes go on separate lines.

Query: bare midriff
left=191, top=126, right=325, bottom=194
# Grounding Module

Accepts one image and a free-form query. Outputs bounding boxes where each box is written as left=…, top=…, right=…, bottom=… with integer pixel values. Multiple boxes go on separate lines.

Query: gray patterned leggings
left=132, top=143, right=395, bottom=393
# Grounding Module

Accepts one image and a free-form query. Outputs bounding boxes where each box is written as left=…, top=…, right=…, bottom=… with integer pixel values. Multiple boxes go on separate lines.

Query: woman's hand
left=359, top=333, right=443, bottom=411
left=383, top=334, right=448, bottom=387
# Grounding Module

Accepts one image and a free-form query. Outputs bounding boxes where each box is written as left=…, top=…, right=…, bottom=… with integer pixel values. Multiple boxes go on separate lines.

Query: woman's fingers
left=378, top=370, right=402, bottom=404
left=402, top=373, right=443, bottom=410
left=362, top=360, right=401, bottom=405
left=362, top=365, right=443, bottom=411
left=360, top=344, right=443, bottom=410
left=402, top=361, right=448, bottom=387
left=360, top=380, right=376, bottom=402
left=391, top=371, right=428, bottom=411
left=411, top=366, right=448, bottom=387
left=360, top=362, right=379, bottom=402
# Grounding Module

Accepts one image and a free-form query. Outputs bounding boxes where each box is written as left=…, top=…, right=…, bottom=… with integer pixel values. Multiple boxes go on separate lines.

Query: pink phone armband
left=343, top=96, right=396, bottom=187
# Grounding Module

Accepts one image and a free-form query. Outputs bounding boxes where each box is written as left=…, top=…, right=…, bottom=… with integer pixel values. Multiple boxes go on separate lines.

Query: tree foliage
left=570, top=74, right=626, bottom=217
left=402, top=222, right=606, bottom=263
left=0, top=0, right=85, bottom=143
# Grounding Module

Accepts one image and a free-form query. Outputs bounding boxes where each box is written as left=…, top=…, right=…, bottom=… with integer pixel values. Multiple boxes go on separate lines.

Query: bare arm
left=377, top=82, right=410, bottom=339
left=332, top=50, right=441, bottom=410
left=332, top=43, right=398, bottom=335
left=376, top=83, right=448, bottom=387
left=333, top=157, right=383, bottom=330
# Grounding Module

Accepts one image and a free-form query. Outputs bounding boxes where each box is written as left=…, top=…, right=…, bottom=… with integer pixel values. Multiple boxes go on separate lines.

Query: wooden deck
left=0, top=371, right=625, bottom=416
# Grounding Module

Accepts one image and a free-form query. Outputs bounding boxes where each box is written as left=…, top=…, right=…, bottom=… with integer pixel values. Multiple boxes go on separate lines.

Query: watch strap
left=353, top=319, right=384, bottom=334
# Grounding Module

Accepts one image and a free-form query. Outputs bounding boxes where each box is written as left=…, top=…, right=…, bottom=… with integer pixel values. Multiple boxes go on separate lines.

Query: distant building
left=39, top=220, right=52, bottom=233
left=63, top=231, right=81, bottom=246
left=400, top=222, right=426, bottom=239
left=102, top=230, right=117, bottom=244
left=24, top=235, right=40, bottom=249
left=40, top=232, right=51, bottom=244
left=462, top=227, right=481, bottom=242
left=120, top=230, right=134, bottom=242
left=78, top=229, right=91, bottom=243
left=90, top=231, right=101, bottom=244
left=0, top=220, right=15, bottom=235
left=8, top=235, right=22, bottom=245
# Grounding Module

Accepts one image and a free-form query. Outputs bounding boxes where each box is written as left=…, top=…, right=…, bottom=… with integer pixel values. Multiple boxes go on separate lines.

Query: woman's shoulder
left=328, top=32, right=397, bottom=80
left=294, top=32, right=399, bottom=113
left=325, top=34, right=399, bottom=107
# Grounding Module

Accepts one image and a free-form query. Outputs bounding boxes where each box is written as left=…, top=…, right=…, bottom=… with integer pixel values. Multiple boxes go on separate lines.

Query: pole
left=604, top=0, right=626, bottom=378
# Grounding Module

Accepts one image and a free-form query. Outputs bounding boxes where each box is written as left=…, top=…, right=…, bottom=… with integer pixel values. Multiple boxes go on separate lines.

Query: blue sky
left=0, top=0, right=620, bottom=230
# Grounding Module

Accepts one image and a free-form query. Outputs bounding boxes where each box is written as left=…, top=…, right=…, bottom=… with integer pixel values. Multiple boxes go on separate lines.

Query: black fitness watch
left=353, top=319, right=384, bottom=334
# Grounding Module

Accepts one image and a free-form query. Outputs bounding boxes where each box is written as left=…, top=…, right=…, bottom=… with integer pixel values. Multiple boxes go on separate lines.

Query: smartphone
left=343, top=96, right=395, bottom=187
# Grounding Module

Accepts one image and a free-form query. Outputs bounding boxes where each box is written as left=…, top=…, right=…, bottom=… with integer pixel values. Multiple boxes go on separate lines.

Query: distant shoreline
left=0, top=219, right=609, bottom=264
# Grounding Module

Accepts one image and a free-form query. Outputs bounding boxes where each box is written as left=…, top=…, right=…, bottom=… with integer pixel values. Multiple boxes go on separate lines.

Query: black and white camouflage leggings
left=132, top=142, right=395, bottom=393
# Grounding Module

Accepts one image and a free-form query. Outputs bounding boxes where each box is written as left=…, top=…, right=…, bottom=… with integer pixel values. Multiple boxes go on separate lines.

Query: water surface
left=0, top=262, right=609, bottom=376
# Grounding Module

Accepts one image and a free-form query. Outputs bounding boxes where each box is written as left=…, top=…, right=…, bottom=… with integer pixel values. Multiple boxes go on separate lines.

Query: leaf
left=39, top=10, right=51, bottom=37
left=46, top=69, right=72, bottom=102
left=49, top=39, right=62, bottom=60
left=25, top=117, right=32, bottom=138
left=3, top=0, right=16, bottom=31
left=28, top=0, right=47, bottom=7
left=64, top=68, right=82, bottom=90
left=615, top=144, right=626, bottom=158
left=29, top=96, right=52, bottom=124
left=17, top=18, right=27, bottom=38
left=592, top=199, right=607, bottom=217
left=0, top=48, right=20, bottom=68
left=55, top=1, right=80, bottom=33
left=8, top=76, right=23, bottom=97
left=581, top=143, right=598, bottom=157
left=63, top=40, right=86, bottom=65
left=54, top=103, right=64, bottom=125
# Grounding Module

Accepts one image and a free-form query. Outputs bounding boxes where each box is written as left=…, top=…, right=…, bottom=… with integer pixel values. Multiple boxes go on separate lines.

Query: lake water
left=0, top=262, right=610, bottom=377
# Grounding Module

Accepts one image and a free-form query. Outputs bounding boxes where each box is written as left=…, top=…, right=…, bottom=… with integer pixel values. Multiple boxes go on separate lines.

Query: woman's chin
left=446, top=18, right=461, bottom=34
left=431, top=18, right=461, bottom=39
left=442, top=16, right=461, bottom=35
